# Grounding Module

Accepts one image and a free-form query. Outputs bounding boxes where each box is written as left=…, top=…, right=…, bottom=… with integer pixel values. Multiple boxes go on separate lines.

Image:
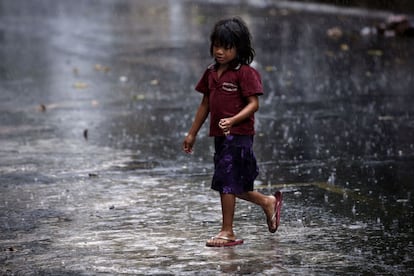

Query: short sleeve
left=195, top=68, right=210, bottom=94
left=238, top=66, right=263, bottom=97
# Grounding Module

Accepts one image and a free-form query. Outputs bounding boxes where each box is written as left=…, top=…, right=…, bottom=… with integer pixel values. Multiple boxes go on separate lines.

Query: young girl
left=182, top=17, right=282, bottom=247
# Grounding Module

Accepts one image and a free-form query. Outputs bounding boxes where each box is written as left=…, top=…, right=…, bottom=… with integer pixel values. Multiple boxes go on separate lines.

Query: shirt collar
left=209, top=62, right=242, bottom=71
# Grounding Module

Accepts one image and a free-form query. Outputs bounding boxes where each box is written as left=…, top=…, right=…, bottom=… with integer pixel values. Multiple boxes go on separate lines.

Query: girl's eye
left=213, top=43, right=232, bottom=50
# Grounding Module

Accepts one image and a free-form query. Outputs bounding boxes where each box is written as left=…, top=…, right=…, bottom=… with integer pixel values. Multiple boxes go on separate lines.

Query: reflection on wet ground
left=1, top=0, right=413, bottom=274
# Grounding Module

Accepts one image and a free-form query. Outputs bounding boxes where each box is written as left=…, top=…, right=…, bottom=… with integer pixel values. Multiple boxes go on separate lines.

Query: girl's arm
left=219, top=95, right=259, bottom=133
left=183, top=94, right=210, bottom=153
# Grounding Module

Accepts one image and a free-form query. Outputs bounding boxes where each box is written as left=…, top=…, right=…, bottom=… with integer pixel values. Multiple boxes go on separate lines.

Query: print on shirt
left=222, top=82, right=238, bottom=92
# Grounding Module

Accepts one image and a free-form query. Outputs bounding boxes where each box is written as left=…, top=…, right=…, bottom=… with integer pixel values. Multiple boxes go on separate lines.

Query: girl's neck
left=217, top=63, right=229, bottom=78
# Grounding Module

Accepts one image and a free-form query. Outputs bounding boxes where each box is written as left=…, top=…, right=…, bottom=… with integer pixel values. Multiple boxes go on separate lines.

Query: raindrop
left=163, top=115, right=172, bottom=122
left=327, top=172, right=336, bottom=185
left=396, top=198, right=409, bottom=203
left=354, top=247, right=362, bottom=254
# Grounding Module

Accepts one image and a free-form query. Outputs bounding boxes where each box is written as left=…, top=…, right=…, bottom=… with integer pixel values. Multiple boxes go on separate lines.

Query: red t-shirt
left=195, top=63, right=263, bottom=136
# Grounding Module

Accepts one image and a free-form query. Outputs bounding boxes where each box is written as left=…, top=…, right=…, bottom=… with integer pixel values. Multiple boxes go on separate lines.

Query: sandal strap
left=212, top=236, right=236, bottom=242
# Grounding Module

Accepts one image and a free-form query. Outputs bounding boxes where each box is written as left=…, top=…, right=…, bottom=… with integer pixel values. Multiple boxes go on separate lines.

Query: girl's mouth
left=215, top=56, right=224, bottom=62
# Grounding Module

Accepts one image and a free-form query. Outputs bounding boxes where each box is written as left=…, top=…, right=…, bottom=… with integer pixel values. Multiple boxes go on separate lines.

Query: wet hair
left=209, top=17, right=255, bottom=66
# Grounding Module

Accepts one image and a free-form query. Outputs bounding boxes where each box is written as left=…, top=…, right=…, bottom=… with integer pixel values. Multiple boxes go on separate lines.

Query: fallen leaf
left=132, top=94, right=145, bottom=101
left=340, top=44, right=350, bottom=51
left=73, top=82, right=88, bottom=89
left=367, top=49, right=383, bottom=56
left=327, top=27, right=343, bottom=39
left=378, top=115, right=394, bottom=121
left=38, top=104, right=46, bottom=112
left=95, top=64, right=110, bottom=72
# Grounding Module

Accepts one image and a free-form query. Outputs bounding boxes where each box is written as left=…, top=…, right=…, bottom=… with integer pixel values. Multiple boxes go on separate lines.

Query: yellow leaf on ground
left=95, top=64, right=110, bottom=72
left=73, top=82, right=88, bottom=89
left=340, top=44, right=349, bottom=51
left=327, top=27, right=343, bottom=39
left=367, top=49, right=383, bottom=56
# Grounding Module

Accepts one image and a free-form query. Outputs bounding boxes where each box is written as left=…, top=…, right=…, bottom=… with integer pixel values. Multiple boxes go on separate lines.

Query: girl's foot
left=206, top=231, right=239, bottom=247
left=206, top=236, right=244, bottom=247
left=265, top=191, right=282, bottom=233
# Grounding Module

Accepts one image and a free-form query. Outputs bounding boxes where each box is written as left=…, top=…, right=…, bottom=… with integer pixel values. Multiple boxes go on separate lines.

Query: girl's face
left=213, top=43, right=237, bottom=65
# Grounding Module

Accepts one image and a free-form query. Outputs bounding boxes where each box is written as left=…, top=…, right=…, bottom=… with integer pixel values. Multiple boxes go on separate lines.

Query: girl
left=183, top=17, right=282, bottom=247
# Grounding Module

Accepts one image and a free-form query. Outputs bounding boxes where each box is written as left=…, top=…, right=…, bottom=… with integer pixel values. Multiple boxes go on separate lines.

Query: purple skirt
left=212, top=135, right=259, bottom=194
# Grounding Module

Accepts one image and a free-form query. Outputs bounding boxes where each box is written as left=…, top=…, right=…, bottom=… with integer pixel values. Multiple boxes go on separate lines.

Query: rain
left=0, top=0, right=413, bottom=275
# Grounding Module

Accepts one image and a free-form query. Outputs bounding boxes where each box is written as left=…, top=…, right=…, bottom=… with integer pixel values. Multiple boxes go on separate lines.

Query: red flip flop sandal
left=206, top=236, right=244, bottom=247
left=268, top=191, right=283, bottom=233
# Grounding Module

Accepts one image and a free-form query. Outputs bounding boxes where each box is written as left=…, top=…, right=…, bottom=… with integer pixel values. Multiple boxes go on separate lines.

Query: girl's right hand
left=183, top=134, right=195, bottom=154
left=219, top=118, right=231, bottom=136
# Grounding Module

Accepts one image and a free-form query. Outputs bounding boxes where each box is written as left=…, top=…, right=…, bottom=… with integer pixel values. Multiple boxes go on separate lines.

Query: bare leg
left=220, top=193, right=236, bottom=235
left=237, top=191, right=277, bottom=231
left=206, top=193, right=237, bottom=246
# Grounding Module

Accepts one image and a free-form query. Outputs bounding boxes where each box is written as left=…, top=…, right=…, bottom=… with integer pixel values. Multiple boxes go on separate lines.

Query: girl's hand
left=219, top=118, right=232, bottom=136
left=218, top=96, right=259, bottom=136
left=183, top=134, right=196, bottom=154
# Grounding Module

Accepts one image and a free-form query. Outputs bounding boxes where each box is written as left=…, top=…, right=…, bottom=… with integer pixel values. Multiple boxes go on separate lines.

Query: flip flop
left=206, top=236, right=244, bottom=247
left=268, top=191, right=283, bottom=233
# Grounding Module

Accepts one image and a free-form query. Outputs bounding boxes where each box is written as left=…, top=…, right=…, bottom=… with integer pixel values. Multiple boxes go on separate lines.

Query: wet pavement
left=1, top=0, right=414, bottom=275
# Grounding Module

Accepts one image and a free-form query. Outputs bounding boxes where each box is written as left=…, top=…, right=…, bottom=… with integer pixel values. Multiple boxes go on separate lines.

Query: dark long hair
left=209, top=17, right=255, bottom=66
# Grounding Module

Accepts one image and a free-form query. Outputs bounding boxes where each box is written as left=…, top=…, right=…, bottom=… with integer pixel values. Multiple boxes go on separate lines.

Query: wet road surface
left=1, top=0, right=413, bottom=275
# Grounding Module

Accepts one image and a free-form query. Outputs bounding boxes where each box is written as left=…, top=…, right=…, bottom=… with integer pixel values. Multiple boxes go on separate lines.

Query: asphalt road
left=1, top=0, right=413, bottom=275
